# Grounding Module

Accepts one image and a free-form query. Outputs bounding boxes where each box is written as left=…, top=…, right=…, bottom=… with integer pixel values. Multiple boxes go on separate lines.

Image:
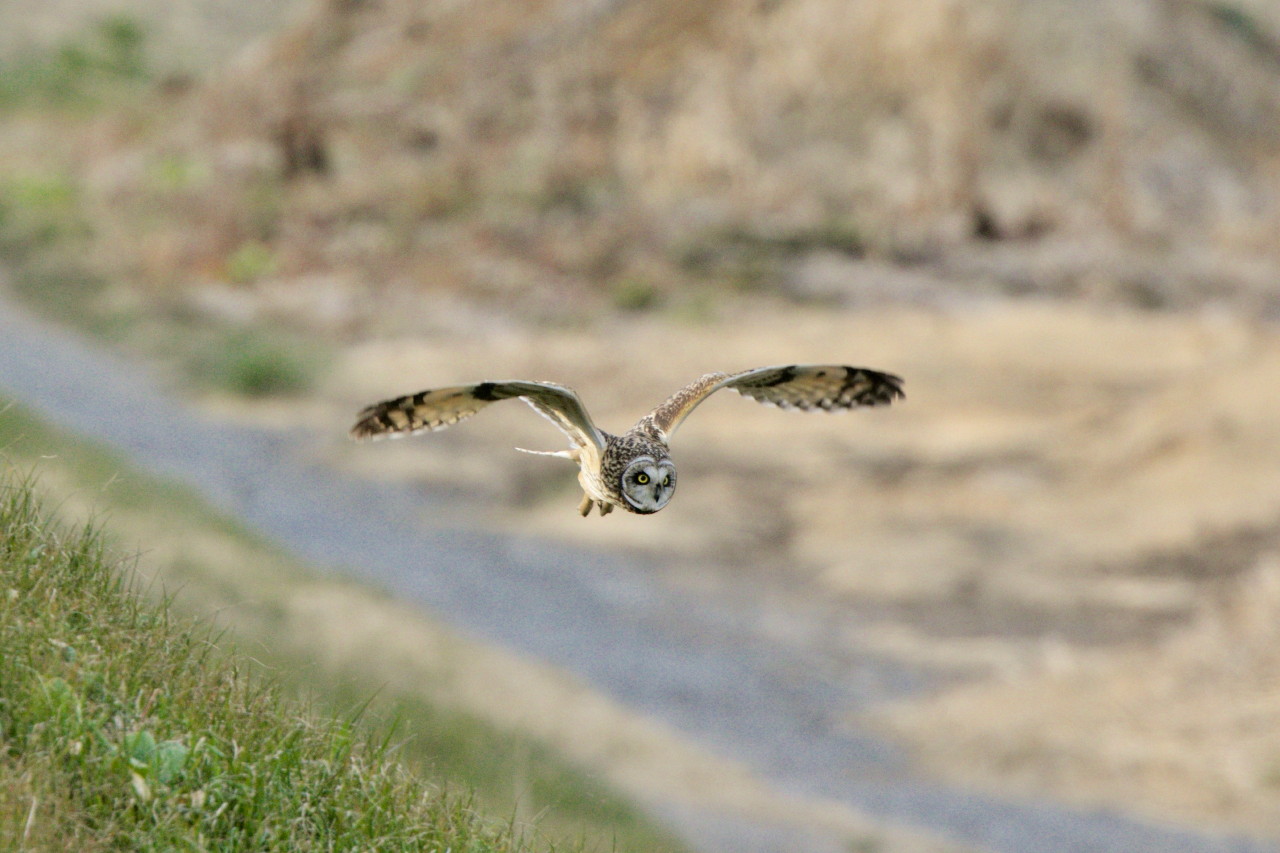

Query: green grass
left=0, top=400, right=689, bottom=852
left=183, top=325, right=325, bottom=397
left=0, top=472, right=525, bottom=852
left=608, top=275, right=664, bottom=313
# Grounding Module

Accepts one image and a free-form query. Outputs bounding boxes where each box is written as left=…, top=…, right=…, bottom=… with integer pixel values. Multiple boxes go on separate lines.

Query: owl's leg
left=598, top=501, right=613, bottom=516
left=578, top=493, right=593, bottom=517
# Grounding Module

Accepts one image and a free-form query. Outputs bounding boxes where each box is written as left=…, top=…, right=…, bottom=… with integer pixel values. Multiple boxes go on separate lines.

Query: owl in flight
left=351, top=365, right=904, bottom=516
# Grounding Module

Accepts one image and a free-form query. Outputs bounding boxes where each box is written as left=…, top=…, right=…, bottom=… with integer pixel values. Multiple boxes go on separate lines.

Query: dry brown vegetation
left=6, top=0, right=1280, bottom=844
left=73, top=0, right=1280, bottom=326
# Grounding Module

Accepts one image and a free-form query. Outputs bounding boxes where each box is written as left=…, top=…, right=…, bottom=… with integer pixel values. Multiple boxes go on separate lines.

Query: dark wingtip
left=349, top=403, right=391, bottom=441
left=849, top=366, right=905, bottom=405
left=883, top=371, right=906, bottom=401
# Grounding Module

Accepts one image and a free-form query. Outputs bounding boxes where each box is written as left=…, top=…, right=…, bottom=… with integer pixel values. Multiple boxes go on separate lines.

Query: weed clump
left=0, top=15, right=150, bottom=110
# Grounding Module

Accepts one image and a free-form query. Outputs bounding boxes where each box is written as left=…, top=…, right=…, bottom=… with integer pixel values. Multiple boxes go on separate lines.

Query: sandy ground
left=300, top=296, right=1280, bottom=838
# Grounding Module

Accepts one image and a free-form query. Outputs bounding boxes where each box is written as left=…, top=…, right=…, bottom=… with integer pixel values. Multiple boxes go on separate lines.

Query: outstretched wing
left=641, top=365, right=904, bottom=441
left=350, top=380, right=606, bottom=455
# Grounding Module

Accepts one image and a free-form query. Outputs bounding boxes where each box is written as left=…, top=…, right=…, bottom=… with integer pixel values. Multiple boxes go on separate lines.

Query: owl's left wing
left=641, top=365, right=904, bottom=441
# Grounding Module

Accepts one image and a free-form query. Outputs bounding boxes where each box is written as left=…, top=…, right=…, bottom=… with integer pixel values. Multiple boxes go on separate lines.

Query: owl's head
left=619, top=455, right=676, bottom=513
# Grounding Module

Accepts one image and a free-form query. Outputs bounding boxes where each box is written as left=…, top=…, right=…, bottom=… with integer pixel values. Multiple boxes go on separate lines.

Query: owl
left=351, top=364, right=904, bottom=516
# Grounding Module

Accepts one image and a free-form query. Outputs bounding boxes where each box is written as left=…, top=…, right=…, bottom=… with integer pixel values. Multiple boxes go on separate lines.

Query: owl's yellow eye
left=661, top=476, right=670, bottom=487
left=636, top=473, right=649, bottom=484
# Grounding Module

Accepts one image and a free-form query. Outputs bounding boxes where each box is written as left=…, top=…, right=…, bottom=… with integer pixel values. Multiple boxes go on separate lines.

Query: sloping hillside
left=83, top=0, right=1280, bottom=324
left=0, top=471, right=530, bottom=852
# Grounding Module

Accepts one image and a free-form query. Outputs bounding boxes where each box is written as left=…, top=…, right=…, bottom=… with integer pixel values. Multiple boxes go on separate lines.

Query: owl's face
left=619, top=456, right=677, bottom=514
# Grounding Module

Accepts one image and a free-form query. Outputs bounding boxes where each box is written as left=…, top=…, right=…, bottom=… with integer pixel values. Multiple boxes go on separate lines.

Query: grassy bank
left=0, top=473, right=528, bottom=851
left=0, top=399, right=687, bottom=852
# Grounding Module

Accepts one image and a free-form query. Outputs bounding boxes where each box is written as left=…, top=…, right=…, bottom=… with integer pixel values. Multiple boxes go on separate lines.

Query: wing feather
left=350, top=380, right=606, bottom=455
left=642, top=364, right=903, bottom=440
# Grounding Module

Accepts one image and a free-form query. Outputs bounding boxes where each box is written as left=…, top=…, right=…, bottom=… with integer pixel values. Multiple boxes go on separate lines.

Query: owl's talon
left=578, top=493, right=593, bottom=517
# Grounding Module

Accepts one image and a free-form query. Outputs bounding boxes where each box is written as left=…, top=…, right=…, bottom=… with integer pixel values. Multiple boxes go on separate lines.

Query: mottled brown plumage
left=351, top=365, right=903, bottom=516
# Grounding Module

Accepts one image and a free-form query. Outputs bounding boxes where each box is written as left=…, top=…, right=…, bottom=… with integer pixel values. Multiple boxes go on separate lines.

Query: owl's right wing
left=350, top=380, right=607, bottom=456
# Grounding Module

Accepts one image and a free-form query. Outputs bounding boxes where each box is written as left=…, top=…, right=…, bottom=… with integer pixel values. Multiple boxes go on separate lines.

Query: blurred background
left=3, top=0, right=1280, bottom=850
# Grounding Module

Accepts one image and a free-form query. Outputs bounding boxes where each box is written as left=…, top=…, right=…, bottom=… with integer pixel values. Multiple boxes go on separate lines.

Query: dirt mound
left=87, top=0, right=1280, bottom=322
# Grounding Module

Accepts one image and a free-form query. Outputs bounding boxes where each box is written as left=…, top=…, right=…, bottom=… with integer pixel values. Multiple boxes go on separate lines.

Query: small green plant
left=145, top=153, right=211, bottom=193
left=0, top=15, right=151, bottom=110
left=0, top=171, right=116, bottom=332
left=224, top=240, right=278, bottom=284
left=1207, top=3, right=1278, bottom=57
left=0, top=171, right=88, bottom=253
left=609, top=275, right=663, bottom=312
left=189, top=327, right=321, bottom=397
